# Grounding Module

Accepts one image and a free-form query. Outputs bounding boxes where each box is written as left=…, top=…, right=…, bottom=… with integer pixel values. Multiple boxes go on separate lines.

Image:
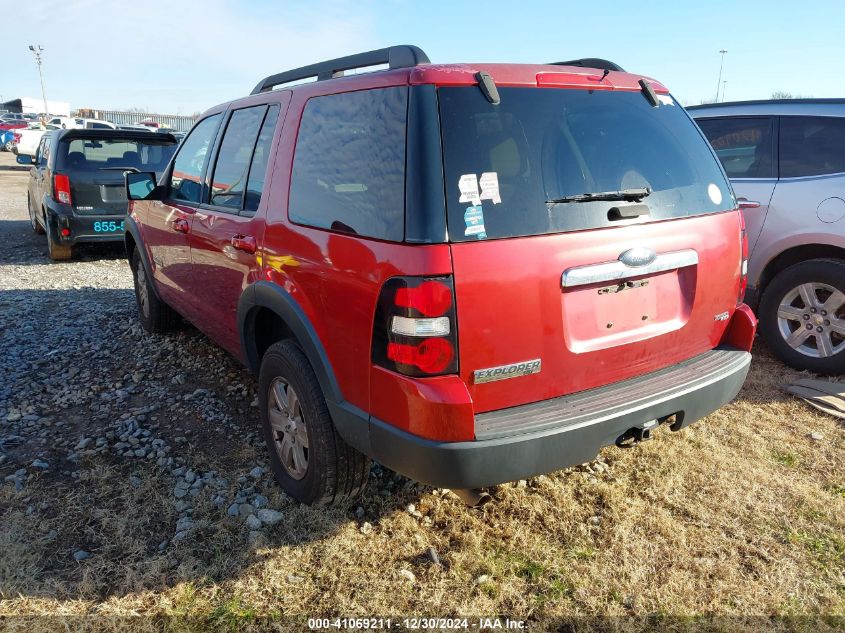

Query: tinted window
left=439, top=88, right=733, bottom=242
left=780, top=116, right=845, bottom=178
left=244, top=105, right=280, bottom=215
left=209, top=106, right=266, bottom=209
left=289, top=87, right=407, bottom=240
left=57, top=137, right=177, bottom=174
left=170, top=114, right=221, bottom=203
left=696, top=117, right=775, bottom=178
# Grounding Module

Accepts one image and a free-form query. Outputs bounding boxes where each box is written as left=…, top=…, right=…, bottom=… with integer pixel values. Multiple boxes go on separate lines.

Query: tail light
left=372, top=277, right=458, bottom=377
left=53, top=174, right=72, bottom=205
left=738, top=211, right=748, bottom=304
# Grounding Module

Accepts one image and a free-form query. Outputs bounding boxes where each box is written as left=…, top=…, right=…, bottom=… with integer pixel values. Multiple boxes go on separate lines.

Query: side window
left=208, top=106, right=267, bottom=210
left=170, top=114, right=221, bottom=204
left=35, top=137, right=45, bottom=164
left=696, top=117, right=775, bottom=178
left=39, top=137, right=51, bottom=166
left=289, top=87, right=407, bottom=240
left=244, top=105, right=280, bottom=215
left=780, top=116, right=845, bottom=178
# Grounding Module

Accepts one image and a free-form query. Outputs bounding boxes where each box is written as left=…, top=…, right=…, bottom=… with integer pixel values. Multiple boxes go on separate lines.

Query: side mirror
left=126, top=171, right=159, bottom=201
left=16, top=154, right=34, bottom=165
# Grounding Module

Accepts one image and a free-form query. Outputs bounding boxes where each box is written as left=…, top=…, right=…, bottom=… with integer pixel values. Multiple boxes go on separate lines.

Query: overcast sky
left=3, top=0, right=844, bottom=115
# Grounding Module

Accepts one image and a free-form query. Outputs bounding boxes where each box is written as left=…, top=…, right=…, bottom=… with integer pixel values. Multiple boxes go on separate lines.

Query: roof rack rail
left=550, top=58, right=625, bottom=72
left=250, top=45, right=430, bottom=95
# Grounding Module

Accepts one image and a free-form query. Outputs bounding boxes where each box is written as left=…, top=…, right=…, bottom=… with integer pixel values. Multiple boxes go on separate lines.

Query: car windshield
left=439, top=87, right=733, bottom=241
left=56, top=137, right=178, bottom=174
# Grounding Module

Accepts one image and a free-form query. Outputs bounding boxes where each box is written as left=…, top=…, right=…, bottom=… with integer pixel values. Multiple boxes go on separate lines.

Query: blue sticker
left=464, top=205, right=487, bottom=239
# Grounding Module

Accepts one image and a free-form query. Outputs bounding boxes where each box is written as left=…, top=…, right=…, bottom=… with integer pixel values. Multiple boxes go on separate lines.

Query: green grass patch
left=206, top=596, right=259, bottom=632
left=772, top=451, right=799, bottom=468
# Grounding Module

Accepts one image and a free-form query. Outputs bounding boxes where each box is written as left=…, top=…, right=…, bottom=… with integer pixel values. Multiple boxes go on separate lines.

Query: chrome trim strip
left=561, top=249, right=698, bottom=288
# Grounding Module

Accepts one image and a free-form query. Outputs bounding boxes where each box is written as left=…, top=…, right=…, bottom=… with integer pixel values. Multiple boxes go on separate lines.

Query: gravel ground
left=0, top=153, right=296, bottom=563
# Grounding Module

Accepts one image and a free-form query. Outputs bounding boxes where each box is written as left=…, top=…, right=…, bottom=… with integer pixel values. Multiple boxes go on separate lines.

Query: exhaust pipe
left=451, top=488, right=493, bottom=508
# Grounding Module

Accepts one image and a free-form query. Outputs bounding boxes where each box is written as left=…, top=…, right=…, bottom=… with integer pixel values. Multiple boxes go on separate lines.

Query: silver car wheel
left=777, top=282, right=845, bottom=358
left=268, top=378, right=309, bottom=480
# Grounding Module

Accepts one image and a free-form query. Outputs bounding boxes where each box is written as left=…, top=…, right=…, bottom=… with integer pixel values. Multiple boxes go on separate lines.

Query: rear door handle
left=737, top=198, right=761, bottom=210
left=231, top=234, right=256, bottom=254
left=171, top=218, right=190, bottom=233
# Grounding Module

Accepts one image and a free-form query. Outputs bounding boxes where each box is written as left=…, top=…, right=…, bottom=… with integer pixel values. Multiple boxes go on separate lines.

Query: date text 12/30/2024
left=308, top=618, right=528, bottom=630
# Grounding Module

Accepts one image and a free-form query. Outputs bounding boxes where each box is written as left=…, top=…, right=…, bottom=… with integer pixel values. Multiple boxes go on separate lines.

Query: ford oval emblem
left=619, top=247, right=657, bottom=267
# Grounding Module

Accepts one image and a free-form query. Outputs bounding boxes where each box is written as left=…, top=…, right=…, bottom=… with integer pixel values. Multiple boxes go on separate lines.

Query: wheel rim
left=135, top=262, right=150, bottom=319
left=268, top=378, right=309, bottom=480
left=777, top=282, right=845, bottom=358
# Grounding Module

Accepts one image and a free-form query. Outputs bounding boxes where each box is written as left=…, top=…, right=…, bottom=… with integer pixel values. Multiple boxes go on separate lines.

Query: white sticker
left=657, top=94, right=675, bottom=106
left=708, top=183, right=723, bottom=205
left=478, top=172, right=501, bottom=205
left=458, top=173, right=481, bottom=205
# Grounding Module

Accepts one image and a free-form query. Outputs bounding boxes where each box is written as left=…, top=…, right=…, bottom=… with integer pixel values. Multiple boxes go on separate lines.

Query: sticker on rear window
left=464, top=205, right=487, bottom=239
left=657, top=94, right=675, bottom=106
left=708, top=183, right=723, bottom=205
left=479, top=172, right=501, bottom=204
left=458, top=173, right=481, bottom=205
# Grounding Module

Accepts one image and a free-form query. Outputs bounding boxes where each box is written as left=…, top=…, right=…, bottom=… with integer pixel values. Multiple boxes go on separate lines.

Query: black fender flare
left=238, top=281, right=372, bottom=454
left=124, top=216, right=164, bottom=303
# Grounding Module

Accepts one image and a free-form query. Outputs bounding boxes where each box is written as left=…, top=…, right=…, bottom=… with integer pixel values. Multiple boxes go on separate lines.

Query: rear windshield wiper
left=546, top=188, right=651, bottom=204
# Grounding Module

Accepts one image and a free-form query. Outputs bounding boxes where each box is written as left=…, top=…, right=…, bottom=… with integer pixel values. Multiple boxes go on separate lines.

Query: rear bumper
left=368, top=347, right=751, bottom=489
left=48, top=207, right=127, bottom=245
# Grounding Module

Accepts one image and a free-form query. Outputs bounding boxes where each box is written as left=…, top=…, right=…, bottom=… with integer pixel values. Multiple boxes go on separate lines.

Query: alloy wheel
left=268, top=377, right=309, bottom=480
left=777, top=282, right=845, bottom=358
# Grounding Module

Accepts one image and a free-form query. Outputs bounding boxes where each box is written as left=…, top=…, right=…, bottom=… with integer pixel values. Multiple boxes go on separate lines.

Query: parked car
left=12, top=126, right=59, bottom=157
left=690, top=99, right=845, bottom=373
left=0, top=121, right=28, bottom=131
left=0, top=130, right=16, bottom=151
left=46, top=117, right=117, bottom=130
left=0, top=113, right=26, bottom=122
left=124, top=46, right=756, bottom=505
left=19, top=129, right=179, bottom=260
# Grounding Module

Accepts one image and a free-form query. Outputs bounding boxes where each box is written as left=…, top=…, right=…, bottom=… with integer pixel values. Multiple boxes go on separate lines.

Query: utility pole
left=715, top=49, right=727, bottom=102
left=28, top=45, right=49, bottom=120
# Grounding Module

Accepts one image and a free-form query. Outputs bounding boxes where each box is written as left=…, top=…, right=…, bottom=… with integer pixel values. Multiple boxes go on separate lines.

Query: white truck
left=12, top=127, right=54, bottom=157
left=46, top=117, right=117, bottom=130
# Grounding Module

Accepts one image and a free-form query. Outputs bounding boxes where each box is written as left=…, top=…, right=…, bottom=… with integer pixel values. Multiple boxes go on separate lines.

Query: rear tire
left=46, top=218, right=72, bottom=261
left=28, top=195, right=44, bottom=234
left=259, top=340, right=370, bottom=505
left=130, top=248, right=179, bottom=333
left=759, top=258, right=845, bottom=374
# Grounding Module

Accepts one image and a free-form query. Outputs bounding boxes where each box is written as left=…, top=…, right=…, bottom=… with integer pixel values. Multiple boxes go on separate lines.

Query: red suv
left=124, top=46, right=757, bottom=505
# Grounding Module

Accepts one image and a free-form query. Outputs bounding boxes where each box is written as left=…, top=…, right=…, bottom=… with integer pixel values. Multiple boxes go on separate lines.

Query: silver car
left=690, top=99, right=845, bottom=373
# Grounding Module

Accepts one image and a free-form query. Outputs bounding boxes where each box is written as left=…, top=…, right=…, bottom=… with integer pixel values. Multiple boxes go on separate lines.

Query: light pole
left=28, top=45, right=49, bottom=120
left=715, top=49, right=727, bottom=102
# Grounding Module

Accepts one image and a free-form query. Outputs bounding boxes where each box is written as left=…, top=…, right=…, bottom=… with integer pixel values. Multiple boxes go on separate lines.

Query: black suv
left=19, top=129, right=178, bottom=260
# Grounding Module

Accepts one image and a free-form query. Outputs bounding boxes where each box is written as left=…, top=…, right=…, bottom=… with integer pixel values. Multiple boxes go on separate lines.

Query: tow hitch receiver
left=616, top=419, right=659, bottom=448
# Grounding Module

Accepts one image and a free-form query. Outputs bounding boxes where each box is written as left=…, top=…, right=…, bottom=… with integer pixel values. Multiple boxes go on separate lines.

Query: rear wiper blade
left=547, top=188, right=651, bottom=204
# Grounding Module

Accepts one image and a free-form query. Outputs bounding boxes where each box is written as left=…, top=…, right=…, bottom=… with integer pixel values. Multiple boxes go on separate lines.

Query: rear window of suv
left=439, top=88, right=733, bottom=241
left=57, top=137, right=177, bottom=174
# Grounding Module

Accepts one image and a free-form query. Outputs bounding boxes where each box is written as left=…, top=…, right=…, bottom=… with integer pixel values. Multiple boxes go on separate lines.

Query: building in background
left=0, top=97, right=71, bottom=116
left=76, top=108, right=197, bottom=132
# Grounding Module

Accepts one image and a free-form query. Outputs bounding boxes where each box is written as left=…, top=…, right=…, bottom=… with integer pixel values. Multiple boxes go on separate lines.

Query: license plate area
left=99, top=184, right=127, bottom=203
left=562, top=269, right=693, bottom=353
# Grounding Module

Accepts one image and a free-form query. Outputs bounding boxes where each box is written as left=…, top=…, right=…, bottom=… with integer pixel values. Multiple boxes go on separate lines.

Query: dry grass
left=1, top=344, right=844, bottom=631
